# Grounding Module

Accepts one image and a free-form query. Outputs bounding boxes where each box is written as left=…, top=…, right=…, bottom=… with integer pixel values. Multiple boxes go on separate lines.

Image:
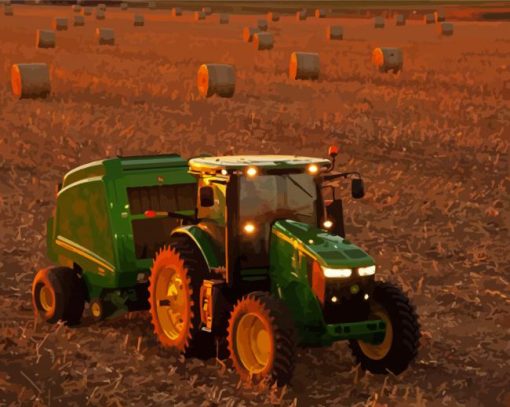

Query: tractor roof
left=189, top=155, right=331, bottom=172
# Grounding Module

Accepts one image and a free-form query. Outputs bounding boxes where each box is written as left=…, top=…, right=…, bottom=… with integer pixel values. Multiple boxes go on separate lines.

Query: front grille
left=322, top=277, right=374, bottom=324
left=323, top=294, right=370, bottom=324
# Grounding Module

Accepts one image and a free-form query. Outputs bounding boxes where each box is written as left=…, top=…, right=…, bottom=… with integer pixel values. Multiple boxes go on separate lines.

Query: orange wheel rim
left=91, top=302, right=102, bottom=318
left=235, top=312, right=272, bottom=374
left=39, top=285, right=54, bottom=312
left=154, top=265, right=189, bottom=341
left=359, top=305, right=393, bottom=360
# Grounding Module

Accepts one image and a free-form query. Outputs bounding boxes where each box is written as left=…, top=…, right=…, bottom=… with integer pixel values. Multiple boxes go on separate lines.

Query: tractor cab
left=188, top=156, right=327, bottom=284
left=186, top=153, right=366, bottom=289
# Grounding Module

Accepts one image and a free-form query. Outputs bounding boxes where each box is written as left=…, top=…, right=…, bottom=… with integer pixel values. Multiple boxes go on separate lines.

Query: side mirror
left=199, top=186, right=214, bottom=207
left=351, top=178, right=365, bottom=199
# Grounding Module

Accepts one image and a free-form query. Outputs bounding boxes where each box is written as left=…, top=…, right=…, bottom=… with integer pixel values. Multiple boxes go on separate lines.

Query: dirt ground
left=0, top=4, right=509, bottom=407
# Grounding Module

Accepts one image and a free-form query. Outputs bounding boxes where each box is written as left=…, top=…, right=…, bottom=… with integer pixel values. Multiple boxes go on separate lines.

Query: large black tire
left=349, top=281, right=421, bottom=375
left=227, top=292, right=296, bottom=386
left=32, top=266, right=86, bottom=325
left=149, top=235, right=215, bottom=357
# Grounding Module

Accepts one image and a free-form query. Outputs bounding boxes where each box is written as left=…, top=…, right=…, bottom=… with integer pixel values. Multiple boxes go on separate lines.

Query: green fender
left=171, top=225, right=221, bottom=270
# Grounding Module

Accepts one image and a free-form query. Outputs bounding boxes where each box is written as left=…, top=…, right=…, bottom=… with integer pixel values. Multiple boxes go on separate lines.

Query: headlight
left=358, top=265, right=376, bottom=276
left=322, top=267, right=352, bottom=278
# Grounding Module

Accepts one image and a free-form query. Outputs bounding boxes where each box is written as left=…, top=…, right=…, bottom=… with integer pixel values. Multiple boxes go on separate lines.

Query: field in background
left=31, top=1, right=510, bottom=21
left=0, top=4, right=509, bottom=406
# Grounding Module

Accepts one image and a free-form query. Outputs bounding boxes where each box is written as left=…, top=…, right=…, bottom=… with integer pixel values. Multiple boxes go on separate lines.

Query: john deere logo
left=157, top=176, right=164, bottom=184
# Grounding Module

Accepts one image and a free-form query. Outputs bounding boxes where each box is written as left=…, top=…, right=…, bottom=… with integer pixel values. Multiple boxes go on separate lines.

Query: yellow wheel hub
left=359, top=306, right=393, bottom=360
left=39, top=285, right=54, bottom=312
left=155, top=266, right=187, bottom=340
left=236, top=313, right=272, bottom=374
left=91, top=302, right=102, bottom=318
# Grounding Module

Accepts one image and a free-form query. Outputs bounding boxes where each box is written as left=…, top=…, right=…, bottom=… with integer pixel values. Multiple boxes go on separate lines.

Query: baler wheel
left=227, top=292, right=296, bottom=386
left=32, top=266, right=85, bottom=325
left=349, top=281, right=421, bottom=375
left=89, top=298, right=116, bottom=321
left=148, top=236, right=212, bottom=354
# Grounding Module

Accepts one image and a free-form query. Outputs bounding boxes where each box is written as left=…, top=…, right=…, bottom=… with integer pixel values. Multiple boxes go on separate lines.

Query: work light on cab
left=243, top=222, right=256, bottom=234
left=307, top=164, right=319, bottom=174
left=246, top=166, right=258, bottom=177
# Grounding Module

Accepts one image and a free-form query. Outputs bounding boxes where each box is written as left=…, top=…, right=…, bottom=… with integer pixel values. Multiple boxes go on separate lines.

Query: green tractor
left=33, top=150, right=420, bottom=385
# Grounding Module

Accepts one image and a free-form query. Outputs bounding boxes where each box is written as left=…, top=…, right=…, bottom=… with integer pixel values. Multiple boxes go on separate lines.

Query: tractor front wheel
left=228, top=292, right=296, bottom=386
left=349, top=281, right=421, bottom=375
left=32, top=266, right=85, bottom=325
left=148, top=237, right=213, bottom=355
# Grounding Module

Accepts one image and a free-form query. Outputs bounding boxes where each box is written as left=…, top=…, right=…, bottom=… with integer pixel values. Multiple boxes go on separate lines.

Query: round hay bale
left=267, top=12, right=279, bottom=22
left=134, top=14, right=144, bottom=26
left=194, top=11, right=205, bottom=21
left=395, top=14, right=405, bottom=26
left=148, top=1, right=156, bottom=10
left=73, top=15, right=85, bottom=26
left=289, top=52, right=319, bottom=80
left=36, top=29, right=55, bottom=49
left=96, top=27, right=114, bottom=45
left=172, top=7, right=182, bottom=16
left=326, top=25, right=343, bottom=40
left=96, top=9, right=105, bottom=20
left=253, top=32, right=273, bottom=50
left=434, top=10, right=445, bottom=22
left=296, top=10, right=307, bottom=21
left=202, top=7, right=212, bottom=15
left=374, top=16, right=384, bottom=28
left=82, top=7, right=92, bottom=16
left=11, top=63, right=51, bottom=99
left=219, top=14, right=229, bottom=24
left=315, top=9, right=326, bottom=18
left=242, top=26, right=260, bottom=42
left=372, top=47, right=403, bottom=73
left=52, top=17, right=68, bottom=31
left=438, top=22, right=454, bottom=36
left=424, top=14, right=434, bottom=24
left=3, top=4, right=13, bottom=16
left=197, top=64, right=235, bottom=98
left=120, top=2, right=128, bottom=10
left=257, top=19, right=268, bottom=31
left=72, top=4, right=80, bottom=13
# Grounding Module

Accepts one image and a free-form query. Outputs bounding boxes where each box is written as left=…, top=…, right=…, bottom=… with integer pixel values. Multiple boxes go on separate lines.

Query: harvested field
left=0, top=4, right=509, bottom=407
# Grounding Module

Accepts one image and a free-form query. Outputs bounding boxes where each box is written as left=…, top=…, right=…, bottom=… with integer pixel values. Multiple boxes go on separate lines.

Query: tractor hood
left=271, top=220, right=374, bottom=268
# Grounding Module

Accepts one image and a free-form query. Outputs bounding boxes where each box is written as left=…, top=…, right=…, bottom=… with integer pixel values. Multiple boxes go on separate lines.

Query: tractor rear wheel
left=227, top=292, right=296, bottom=386
left=32, top=266, right=86, bottom=325
left=349, top=281, right=420, bottom=375
left=148, top=236, right=213, bottom=355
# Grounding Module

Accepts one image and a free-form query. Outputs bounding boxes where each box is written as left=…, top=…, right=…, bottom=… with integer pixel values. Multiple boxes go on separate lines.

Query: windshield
left=238, top=173, right=318, bottom=268
left=240, top=173, right=317, bottom=224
